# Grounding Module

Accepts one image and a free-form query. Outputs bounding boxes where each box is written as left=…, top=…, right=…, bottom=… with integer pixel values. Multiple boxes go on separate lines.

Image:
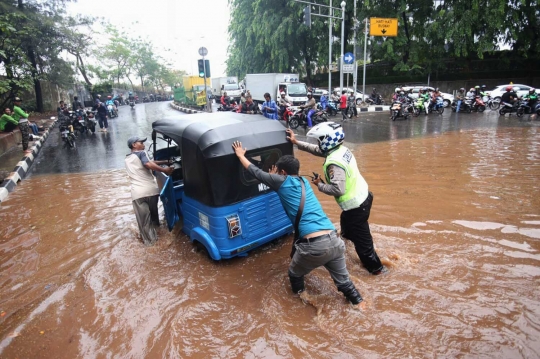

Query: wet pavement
left=1, top=102, right=539, bottom=358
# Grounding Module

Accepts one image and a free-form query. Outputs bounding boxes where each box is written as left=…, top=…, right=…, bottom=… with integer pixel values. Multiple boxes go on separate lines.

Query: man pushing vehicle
left=286, top=124, right=387, bottom=275
left=232, top=141, right=363, bottom=305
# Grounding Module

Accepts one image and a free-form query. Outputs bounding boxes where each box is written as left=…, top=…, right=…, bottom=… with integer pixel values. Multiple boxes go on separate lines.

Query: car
left=402, top=86, right=454, bottom=108
left=333, top=87, right=368, bottom=105
left=311, top=88, right=328, bottom=101
left=487, top=84, right=539, bottom=101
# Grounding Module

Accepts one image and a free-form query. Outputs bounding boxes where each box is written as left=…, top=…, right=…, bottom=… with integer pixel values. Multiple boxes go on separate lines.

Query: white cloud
left=67, top=0, right=230, bottom=77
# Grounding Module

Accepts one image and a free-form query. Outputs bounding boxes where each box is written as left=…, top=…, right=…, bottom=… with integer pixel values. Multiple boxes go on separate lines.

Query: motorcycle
left=515, top=99, right=538, bottom=118
left=85, top=111, right=97, bottom=134
left=129, top=100, right=135, bottom=109
left=429, top=96, right=445, bottom=115
left=69, top=110, right=88, bottom=135
left=483, top=93, right=500, bottom=110
left=288, top=108, right=327, bottom=129
left=390, top=101, right=410, bottom=121
left=472, top=96, right=486, bottom=113
left=451, top=98, right=473, bottom=113
left=413, top=97, right=430, bottom=116
left=366, top=95, right=385, bottom=106
left=279, top=105, right=294, bottom=124
left=498, top=101, right=520, bottom=116
left=59, top=120, right=76, bottom=148
left=316, top=102, right=338, bottom=117
left=107, top=104, right=118, bottom=118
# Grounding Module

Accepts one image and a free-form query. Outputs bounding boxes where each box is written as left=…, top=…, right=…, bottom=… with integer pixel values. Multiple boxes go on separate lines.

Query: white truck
left=245, top=73, right=308, bottom=106
left=211, top=77, right=242, bottom=101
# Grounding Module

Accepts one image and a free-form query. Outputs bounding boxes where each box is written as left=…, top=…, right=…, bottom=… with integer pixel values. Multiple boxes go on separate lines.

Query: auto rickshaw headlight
left=226, top=215, right=242, bottom=238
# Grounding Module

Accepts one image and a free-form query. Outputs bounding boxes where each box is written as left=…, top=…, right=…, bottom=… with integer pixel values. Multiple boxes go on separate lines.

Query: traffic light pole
left=202, top=54, right=211, bottom=113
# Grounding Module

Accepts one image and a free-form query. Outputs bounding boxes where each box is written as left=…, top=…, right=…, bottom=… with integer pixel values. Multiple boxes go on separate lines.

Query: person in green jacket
left=12, top=97, right=41, bottom=152
left=0, top=108, right=18, bottom=132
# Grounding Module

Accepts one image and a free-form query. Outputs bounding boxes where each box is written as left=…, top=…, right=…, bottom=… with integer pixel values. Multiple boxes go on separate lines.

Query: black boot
left=288, top=271, right=305, bottom=294
left=337, top=282, right=363, bottom=305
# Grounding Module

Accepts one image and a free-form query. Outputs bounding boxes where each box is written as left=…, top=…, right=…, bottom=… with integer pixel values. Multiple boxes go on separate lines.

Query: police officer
left=286, top=124, right=387, bottom=275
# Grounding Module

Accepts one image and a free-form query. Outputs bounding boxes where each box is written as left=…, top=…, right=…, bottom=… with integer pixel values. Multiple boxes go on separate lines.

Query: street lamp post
left=328, top=0, right=332, bottom=95
left=339, top=1, right=346, bottom=94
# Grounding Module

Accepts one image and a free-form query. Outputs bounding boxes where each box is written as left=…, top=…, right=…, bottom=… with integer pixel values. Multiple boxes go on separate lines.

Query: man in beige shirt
left=125, top=136, right=173, bottom=245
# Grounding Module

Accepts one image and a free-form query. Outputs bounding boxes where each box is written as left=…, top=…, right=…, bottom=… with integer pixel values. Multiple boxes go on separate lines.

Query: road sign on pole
left=369, top=18, right=398, bottom=36
left=342, top=52, right=354, bottom=73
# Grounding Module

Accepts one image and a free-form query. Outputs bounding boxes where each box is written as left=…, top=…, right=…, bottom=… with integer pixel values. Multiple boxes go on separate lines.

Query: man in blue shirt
left=232, top=141, right=363, bottom=305
left=261, top=92, right=278, bottom=120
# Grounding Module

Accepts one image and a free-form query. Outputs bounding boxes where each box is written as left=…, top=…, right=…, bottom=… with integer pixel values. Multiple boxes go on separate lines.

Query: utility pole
left=294, top=0, right=345, bottom=95
left=339, top=1, right=346, bottom=95
left=328, top=0, right=332, bottom=95
left=362, top=19, right=368, bottom=102
left=352, top=0, right=357, bottom=92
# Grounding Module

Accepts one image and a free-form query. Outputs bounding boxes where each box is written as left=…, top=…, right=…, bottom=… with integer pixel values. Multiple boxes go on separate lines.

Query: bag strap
left=293, top=177, right=306, bottom=240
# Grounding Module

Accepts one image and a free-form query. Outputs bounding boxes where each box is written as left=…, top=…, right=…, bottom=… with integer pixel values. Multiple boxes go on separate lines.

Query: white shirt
left=125, top=151, right=159, bottom=200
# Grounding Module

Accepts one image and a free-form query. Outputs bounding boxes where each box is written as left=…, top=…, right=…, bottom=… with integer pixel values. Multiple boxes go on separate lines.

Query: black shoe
left=337, top=282, right=363, bottom=305
left=372, top=266, right=389, bottom=275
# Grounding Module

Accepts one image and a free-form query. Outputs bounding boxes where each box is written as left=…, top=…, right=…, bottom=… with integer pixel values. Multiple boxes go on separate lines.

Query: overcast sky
left=68, top=0, right=231, bottom=77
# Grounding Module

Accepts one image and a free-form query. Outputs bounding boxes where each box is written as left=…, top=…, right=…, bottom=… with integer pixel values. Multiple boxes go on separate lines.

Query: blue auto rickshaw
left=151, top=112, right=293, bottom=260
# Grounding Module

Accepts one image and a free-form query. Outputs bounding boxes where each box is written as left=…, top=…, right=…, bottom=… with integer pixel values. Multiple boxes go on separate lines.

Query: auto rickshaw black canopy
left=152, top=113, right=293, bottom=207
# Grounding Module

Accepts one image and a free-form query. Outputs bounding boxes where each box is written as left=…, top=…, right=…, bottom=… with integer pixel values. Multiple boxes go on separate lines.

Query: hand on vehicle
left=285, top=129, right=297, bottom=144
left=163, top=166, right=174, bottom=176
left=232, top=141, right=246, bottom=157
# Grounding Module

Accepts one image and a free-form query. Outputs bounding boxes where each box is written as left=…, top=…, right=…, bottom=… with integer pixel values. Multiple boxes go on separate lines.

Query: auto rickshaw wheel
left=194, top=241, right=210, bottom=259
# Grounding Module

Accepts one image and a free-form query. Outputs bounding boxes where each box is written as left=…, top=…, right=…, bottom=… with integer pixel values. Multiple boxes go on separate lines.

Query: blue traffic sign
left=343, top=52, right=355, bottom=64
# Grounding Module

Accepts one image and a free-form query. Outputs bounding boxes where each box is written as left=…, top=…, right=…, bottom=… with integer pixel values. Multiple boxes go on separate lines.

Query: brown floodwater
left=1, top=127, right=539, bottom=358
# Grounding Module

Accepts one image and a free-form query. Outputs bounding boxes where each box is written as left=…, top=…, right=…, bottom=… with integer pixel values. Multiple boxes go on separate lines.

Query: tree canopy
left=226, top=0, right=540, bottom=81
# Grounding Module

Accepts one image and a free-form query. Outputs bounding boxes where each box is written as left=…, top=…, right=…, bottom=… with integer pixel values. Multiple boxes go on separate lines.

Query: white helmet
left=307, top=122, right=344, bottom=152
left=280, top=92, right=285, bottom=95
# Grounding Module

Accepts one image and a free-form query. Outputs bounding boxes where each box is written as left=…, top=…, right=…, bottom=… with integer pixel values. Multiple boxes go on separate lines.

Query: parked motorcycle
left=390, top=101, right=410, bottom=121
left=288, top=108, right=327, bottom=129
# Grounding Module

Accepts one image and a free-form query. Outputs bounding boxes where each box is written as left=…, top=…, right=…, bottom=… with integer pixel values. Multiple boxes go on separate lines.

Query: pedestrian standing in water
left=125, top=136, right=174, bottom=246
left=287, top=124, right=387, bottom=275
left=12, top=97, right=33, bottom=153
left=96, top=102, right=108, bottom=132
left=232, top=141, right=363, bottom=305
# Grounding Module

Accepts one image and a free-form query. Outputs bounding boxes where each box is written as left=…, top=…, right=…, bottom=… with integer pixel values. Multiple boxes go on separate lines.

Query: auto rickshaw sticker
left=199, top=212, right=210, bottom=230
left=258, top=183, right=270, bottom=192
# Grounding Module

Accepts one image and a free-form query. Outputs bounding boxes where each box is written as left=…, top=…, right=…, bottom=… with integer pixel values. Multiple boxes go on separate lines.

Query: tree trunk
left=27, top=49, right=44, bottom=112
left=401, top=12, right=411, bottom=64
left=76, top=54, right=93, bottom=87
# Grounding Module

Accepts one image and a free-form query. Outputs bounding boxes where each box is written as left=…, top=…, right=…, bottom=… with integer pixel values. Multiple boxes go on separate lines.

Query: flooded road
left=1, top=105, right=539, bottom=358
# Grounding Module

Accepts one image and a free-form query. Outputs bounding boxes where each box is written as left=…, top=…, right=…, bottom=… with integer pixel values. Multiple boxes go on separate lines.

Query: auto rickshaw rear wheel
left=194, top=241, right=210, bottom=259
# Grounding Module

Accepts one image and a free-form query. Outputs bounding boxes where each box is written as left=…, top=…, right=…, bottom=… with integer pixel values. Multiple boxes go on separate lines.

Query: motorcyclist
left=331, top=91, right=340, bottom=103
left=523, top=88, right=538, bottom=111
left=94, top=94, right=102, bottom=109
left=397, top=91, right=408, bottom=103
left=456, top=88, right=466, bottom=112
left=106, top=96, right=117, bottom=116
left=501, top=86, right=518, bottom=105
left=128, top=92, right=135, bottom=103
left=320, top=93, right=328, bottom=110
left=430, top=88, right=442, bottom=110
left=370, top=88, right=379, bottom=102
left=277, top=91, right=292, bottom=118
left=72, top=96, right=84, bottom=112
left=299, top=92, right=317, bottom=128
left=474, top=85, right=481, bottom=97
left=466, top=88, right=476, bottom=99
left=221, top=92, right=231, bottom=106
left=420, top=88, right=431, bottom=113
left=392, top=87, right=401, bottom=101
left=240, top=95, right=257, bottom=114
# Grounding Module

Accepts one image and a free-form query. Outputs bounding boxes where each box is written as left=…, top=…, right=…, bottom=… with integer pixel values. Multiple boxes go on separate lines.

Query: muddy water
left=1, top=127, right=539, bottom=358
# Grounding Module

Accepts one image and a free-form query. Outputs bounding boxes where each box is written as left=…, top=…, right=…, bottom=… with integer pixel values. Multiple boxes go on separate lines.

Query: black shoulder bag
left=290, top=177, right=306, bottom=258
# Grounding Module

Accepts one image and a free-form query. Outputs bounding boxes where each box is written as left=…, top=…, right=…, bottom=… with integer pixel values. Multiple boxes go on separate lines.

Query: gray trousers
left=289, top=230, right=351, bottom=287
left=132, top=195, right=160, bottom=245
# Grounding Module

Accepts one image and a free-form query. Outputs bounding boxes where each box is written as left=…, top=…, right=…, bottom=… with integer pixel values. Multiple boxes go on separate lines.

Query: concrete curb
left=358, top=106, right=390, bottom=113
left=0, top=119, right=58, bottom=204
left=170, top=102, right=204, bottom=114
